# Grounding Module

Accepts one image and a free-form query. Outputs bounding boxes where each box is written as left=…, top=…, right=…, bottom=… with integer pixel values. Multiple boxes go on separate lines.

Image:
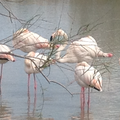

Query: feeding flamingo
left=74, top=61, right=102, bottom=106
left=50, top=30, right=113, bottom=64
left=13, top=28, right=59, bottom=53
left=0, top=44, right=15, bottom=83
left=24, top=51, right=53, bottom=89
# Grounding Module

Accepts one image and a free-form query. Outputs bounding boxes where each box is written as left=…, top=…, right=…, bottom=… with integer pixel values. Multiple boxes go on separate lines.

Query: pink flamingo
left=74, top=61, right=102, bottom=106
left=0, top=44, right=15, bottom=83
left=50, top=31, right=113, bottom=64
left=24, top=51, right=53, bottom=90
left=13, top=28, right=59, bottom=53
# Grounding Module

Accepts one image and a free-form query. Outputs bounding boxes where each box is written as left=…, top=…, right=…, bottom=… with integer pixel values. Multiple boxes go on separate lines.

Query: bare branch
left=50, top=80, right=73, bottom=96
left=0, top=2, right=23, bottom=24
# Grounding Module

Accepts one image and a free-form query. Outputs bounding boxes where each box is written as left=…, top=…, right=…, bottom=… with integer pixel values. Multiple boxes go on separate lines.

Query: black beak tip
left=50, top=36, right=52, bottom=41
left=94, top=87, right=100, bottom=91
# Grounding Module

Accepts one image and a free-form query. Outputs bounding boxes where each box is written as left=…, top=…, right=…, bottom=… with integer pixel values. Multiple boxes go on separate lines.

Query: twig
left=49, top=80, right=73, bottom=96
left=0, top=2, right=22, bottom=24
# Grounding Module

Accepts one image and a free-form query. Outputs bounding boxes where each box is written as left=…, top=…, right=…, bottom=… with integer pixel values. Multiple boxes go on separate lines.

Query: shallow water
left=0, top=0, right=120, bottom=120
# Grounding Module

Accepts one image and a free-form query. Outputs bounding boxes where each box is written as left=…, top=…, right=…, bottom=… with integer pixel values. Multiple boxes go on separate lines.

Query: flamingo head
left=15, top=28, right=29, bottom=35
left=55, top=44, right=60, bottom=48
left=50, top=29, right=68, bottom=44
left=91, top=79, right=102, bottom=92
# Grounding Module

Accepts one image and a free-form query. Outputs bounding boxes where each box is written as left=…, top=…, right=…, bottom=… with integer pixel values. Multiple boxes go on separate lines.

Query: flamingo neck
left=25, top=52, right=35, bottom=68
left=98, top=51, right=113, bottom=57
left=0, top=54, right=15, bottom=62
left=25, top=59, right=31, bottom=68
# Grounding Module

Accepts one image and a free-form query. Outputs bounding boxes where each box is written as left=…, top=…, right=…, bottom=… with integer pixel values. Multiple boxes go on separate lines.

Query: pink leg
left=0, top=84, right=1, bottom=95
left=33, top=73, right=37, bottom=90
left=0, top=64, right=3, bottom=84
left=87, top=88, right=90, bottom=108
left=80, top=87, right=85, bottom=119
left=27, top=81, right=30, bottom=118
left=81, top=87, right=85, bottom=104
left=83, top=87, right=85, bottom=104
left=80, top=87, right=85, bottom=108
left=33, top=73, right=37, bottom=115
left=28, top=74, right=30, bottom=88
left=33, top=87, right=37, bottom=116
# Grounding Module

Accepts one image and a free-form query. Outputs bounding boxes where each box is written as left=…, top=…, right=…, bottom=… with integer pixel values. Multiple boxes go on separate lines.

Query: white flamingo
left=24, top=51, right=53, bottom=89
left=0, top=45, right=15, bottom=83
left=74, top=61, right=102, bottom=105
left=50, top=30, right=113, bottom=64
left=13, top=28, right=59, bottom=53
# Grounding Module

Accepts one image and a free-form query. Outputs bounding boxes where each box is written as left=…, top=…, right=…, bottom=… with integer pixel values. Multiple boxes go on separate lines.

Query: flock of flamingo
left=0, top=28, right=113, bottom=105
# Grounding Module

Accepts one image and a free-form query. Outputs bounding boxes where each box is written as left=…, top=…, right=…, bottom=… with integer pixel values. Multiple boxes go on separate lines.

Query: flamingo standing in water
left=50, top=30, right=113, bottom=64
left=13, top=28, right=59, bottom=53
left=0, top=44, right=15, bottom=83
left=24, top=51, right=53, bottom=89
left=74, top=61, right=102, bottom=106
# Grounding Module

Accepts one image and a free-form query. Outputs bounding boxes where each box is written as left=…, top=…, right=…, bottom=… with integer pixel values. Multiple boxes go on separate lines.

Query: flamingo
left=0, top=44, right=15, bottom=83
left=24, top=51, right=53, bottom=89
left=50, top=30, right=113, bottom=64
left=74, top=61, right=102, bottom=106
left=13, top=28, right=59, bottom=53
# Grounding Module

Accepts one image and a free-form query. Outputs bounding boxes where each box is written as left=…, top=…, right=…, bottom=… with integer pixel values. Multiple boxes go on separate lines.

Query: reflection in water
left=0, top=95, right=12, bottom=120
left=0, top=85, right=1, bottom=95
left=26, top=85, right=54, bottom=120
left=0, top=81, right=54, bottom=120
left=27, top=85, right=37, bottom=119
left=71, top=89, right=94, bottom=120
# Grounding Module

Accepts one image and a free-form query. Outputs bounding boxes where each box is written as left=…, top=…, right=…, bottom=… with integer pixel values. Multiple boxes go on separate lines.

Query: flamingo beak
left=55, top=45, right=60, bottom=48
left=108, top=53, right=113, bottom=57
left=92, top=79, right=102, bottom=92
left=12, top=59, right=15, bottom=62
left=7, top=55, right=15, bottom=62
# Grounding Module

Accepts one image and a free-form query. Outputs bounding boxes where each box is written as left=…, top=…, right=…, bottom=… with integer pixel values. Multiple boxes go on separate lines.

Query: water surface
left=0, top=0, right=120, bottom=120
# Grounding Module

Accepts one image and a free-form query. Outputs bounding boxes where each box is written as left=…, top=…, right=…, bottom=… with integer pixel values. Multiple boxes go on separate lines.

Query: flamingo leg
left=33, top=73, right=37, bottom=90
left=80, top=87, right=85, bottom=119
left=28, top=74, right=30, bottom=88
left=80, top=87, right=85, bottom=108
left=33, top=73, right=37, bottom=116
left=83, top=87, right=85, bottom=105
left=81, top=97, right=85, bottom=119
left=87, top=88, right=90, bottom=108
left=0, top=64, right=3, bottom=84
left=27, top=80, right=30, bottom=119
left=81, top=87, right=85, bottom=103
left=33, top=87, right=37, bottom=116
left=0, top=84, right=1, bottom=95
